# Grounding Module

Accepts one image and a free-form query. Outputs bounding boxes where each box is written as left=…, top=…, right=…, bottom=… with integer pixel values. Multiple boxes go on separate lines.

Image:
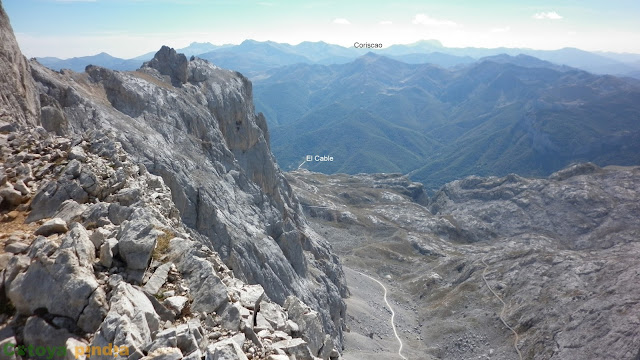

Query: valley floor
left=288, top=166, right=640, bottom=359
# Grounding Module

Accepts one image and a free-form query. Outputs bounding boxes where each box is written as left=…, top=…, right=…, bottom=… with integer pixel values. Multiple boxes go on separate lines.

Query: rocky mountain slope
left=287, top=164, right=640, bottom=359
left=29, top=44, right=348, bottom=347
left=1, top=127, right=340, bottom=360
left=0, top=0, right=346, bottom=359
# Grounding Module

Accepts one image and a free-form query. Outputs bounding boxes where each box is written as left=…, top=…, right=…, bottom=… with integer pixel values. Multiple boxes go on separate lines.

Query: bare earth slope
left=287, top=164, right=640, bottom=359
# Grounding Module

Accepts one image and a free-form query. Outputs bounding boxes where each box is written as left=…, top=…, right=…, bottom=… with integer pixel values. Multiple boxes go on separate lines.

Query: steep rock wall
left=0, top=1, right=39, bottom=128
left=29, top=48, right=347, bottom=347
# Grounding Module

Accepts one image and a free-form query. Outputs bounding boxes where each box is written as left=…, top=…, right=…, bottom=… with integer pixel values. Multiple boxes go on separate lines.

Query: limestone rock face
left=30, top=47, right=347, bottom=346
left=0, top=0, right=40, bottom=128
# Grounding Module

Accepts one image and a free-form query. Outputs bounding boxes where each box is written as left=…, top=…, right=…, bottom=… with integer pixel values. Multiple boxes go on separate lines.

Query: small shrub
left=153, top=228, right=175, bottom=261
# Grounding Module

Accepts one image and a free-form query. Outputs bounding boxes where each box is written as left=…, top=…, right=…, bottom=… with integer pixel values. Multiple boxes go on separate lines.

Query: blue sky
left=4, top=0, right=640, bottom=58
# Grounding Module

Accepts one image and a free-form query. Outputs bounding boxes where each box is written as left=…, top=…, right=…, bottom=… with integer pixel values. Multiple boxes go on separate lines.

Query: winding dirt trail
left=356, top=270, right=408, bottom=360
left=481, top=256, right=523, bottom=360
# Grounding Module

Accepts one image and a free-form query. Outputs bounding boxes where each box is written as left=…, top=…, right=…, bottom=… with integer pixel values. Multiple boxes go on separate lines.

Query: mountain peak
left=410, top=39, right=444, bottom=48
left=142, top=46, right=189, bottom=86
left=188, top=41, right=213, bottom=46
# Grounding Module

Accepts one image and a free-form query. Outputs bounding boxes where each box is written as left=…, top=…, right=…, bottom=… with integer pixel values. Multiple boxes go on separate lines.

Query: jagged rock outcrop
left=0, top=2, right=39, bottom=128
left=142, top=46, right=189, bottom=86
left=27, top=43, right=347, bottom=349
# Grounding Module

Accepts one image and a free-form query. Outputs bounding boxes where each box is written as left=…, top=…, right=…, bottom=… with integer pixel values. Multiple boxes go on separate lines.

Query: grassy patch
left=153, top=228, right=175, bottom=261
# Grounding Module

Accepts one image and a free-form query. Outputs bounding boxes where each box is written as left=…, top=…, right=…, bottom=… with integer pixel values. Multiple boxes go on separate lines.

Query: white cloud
left=491, top=26, right=511, bottom=33
left=532, top=11, right=563, bottom=20
left=412, top=14, right=458, bottom=27
left=379, top=20, right=393, bottom=25
left=333, top=18, right=351, bottom=25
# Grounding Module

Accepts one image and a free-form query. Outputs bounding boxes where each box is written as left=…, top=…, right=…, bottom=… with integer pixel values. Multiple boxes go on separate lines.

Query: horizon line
left=28, top=38, right=640, bottom=61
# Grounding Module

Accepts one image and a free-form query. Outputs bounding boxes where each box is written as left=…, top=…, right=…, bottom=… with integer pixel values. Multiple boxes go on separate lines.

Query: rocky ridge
left=28, top=48, right=347, bottom=349
left=287, top=166, right=640, bottom=359
left=0, top=1, right=345, bottom=359
left=0, top=127, right=340, bottom=360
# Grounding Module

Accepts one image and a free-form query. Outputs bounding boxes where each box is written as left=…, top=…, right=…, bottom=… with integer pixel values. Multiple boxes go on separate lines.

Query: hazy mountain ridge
left=255, top=53, right=640, bottom=189
left=36, top=39, right=640, bottom=79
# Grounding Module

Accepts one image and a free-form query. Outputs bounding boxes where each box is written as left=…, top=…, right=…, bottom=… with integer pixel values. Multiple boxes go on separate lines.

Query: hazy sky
left=4, top=0, right=640, bottom=58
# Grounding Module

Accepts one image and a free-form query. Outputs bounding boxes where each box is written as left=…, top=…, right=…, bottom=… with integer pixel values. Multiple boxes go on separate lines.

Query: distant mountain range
left=253, top=53, right=640, bottom=189
left=37, top=39, right=640, bottom=79
left=36, top=42, right=232, bottom=72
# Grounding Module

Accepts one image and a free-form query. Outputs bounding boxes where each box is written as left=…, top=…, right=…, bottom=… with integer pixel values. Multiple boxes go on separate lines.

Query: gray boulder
left=239, top=284, right=264, bottom=310
left=99, top=238, right=118, bottom=268
left=53, top=199, right=87, bottom=223
left=77, top=287, right=109, bottom=333
left=91, top=282, right=160, bottom=357
left=27, top=179, right=88, bottom=222
left=64, top=159, right=82, bottom=178
left=7, top=230, right=99, bottom=322
left=219, top=302, right=242, bottom=331
left=259, top=301, right=287, bottom=331
left=59, top=223, right=95, bottom=265
left=271, top=338, right=314, bottom=360
left=117, top=210, right=163, bottom=270
left=284, top=296, right=325, bottom=357
left=108, top=203, right=133, bottom=225
left=170, top=239, right=229, bottom=313
left=204, top=339, right=248, bottom=360
left=23, top=317, right=84, bottom=360
left=0, top=329, right=17, bottom=360
left=40, top=105, right=68, bottom=136
left=68, top=146, right=87, bottom=162
left=143, top=348, right=182, bottom=360
left=90, top=227, right=112, bottom=249
left=163, top=296, right=189, bottom=316
left=4, top=242, right=28, bottom=254
left=0, top=184, right=24, bottom=207
left=143, top=262, right=173, bottom=295
left=34, top=217, right=68, bottom=237
left=146, top=321, right=206, bottom=357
